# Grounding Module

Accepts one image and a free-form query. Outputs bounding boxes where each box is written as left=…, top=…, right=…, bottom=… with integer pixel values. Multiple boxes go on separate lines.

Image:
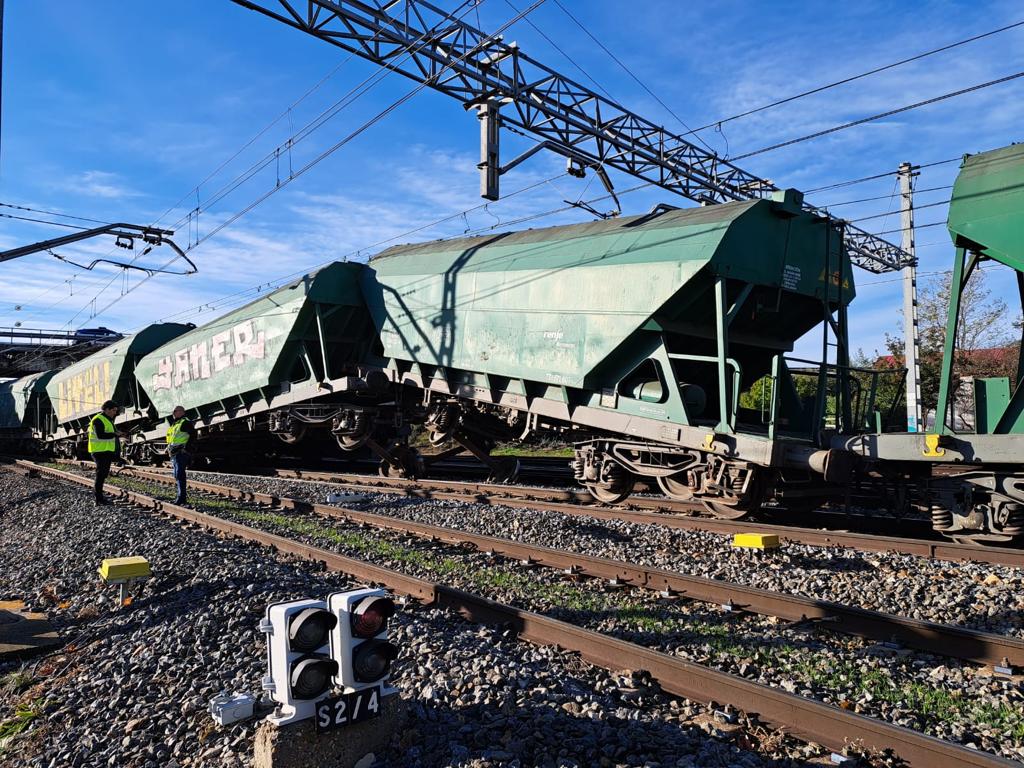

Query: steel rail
left=157, top=462, right=1024, bottom=569
left=114, top=464, right=1024, bottom=669
left=163, top=463, right=932, bottom=532
left=13, top=459, right=1015, bottom=768
left=48, top=458, right=1024, bottom=567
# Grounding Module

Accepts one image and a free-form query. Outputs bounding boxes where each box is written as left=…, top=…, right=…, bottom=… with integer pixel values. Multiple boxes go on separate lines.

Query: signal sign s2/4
left=314, top=685, right=382, bottom=733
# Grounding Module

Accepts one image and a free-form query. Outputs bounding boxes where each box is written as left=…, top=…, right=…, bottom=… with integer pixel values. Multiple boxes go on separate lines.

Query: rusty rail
left=102, top=464, right=1024, bottom=670
left=16, top=458, right=1019, bottom=768
left=144, top=461, right=1023, bottom=569
left=45, top=458, right=1024, bottom=567
left=17, top=459, right=1020, bottom=768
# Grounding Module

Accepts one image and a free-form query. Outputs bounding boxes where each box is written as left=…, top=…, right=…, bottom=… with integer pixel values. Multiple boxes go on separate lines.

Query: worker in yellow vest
left=88, top=400, right=122, bottom=505
left=166, top=405, right=196, bottom=505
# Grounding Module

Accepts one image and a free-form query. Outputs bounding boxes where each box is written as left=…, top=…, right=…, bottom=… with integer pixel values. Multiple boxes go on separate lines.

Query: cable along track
left=18, top=459, right=1022, bottom=768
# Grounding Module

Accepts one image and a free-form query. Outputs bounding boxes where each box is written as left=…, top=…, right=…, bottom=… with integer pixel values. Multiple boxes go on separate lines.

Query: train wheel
left=488, top=457, right=521, bottom=484
left=586, top=461, right=636, bottom=504
left=699, top=469, right=766, bottom=519
left=586, top=477, right=635, bottom=505
left=378, top=446, right=422, bottom=479
left=700, top=500, right=752, bottom=520
left=336, top=432, right=370, bottom=452
left=276, top=423, right=307, bottom=445
left=657, top=472, right=695, bottom=501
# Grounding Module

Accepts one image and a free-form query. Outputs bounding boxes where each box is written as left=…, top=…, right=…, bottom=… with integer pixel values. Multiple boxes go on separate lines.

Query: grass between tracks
left=0, top=672, right=41, bottom=757
left=95, top=471, right=1024, bottom=741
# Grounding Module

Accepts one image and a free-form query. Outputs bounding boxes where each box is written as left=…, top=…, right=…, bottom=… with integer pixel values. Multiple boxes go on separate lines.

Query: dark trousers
left=92, top=452, right=114, bottom=500
left=171, top=451, right=190, bottom=503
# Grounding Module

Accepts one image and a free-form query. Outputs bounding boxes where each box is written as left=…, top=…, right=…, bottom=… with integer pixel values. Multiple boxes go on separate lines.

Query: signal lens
left=352, top=639, right=398, bottom=683
left=351, top=596, right=395, bottom=638
left=290, top=655, right=338, bottom=699
left=289, top=608, right=338, bottom=652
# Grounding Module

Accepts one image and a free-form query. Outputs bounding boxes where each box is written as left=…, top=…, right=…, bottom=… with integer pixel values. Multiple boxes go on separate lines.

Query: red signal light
left=351, top=596, right=395, bottom=638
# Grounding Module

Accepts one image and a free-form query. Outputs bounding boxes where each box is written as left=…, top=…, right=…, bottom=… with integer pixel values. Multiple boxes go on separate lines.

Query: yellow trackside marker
left=922, top=433, right=945, bottom=457
left=98, top=556, right=152, bottom=582
left=732, top=533, right=781, bottom=550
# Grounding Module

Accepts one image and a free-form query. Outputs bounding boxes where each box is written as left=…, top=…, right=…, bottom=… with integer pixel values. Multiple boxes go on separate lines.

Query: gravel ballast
left=85, top=467, right=1024, bottom=760
left=0, top=467, right=825, bottom=767
left=188, top=469, right=1024, bottom=638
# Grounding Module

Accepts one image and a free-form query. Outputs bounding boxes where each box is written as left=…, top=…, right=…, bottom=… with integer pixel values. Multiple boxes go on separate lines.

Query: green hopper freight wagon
left=7, top=371, right=57, bottom=433
left=45, top=323, right=194, bottom=455
left=942, top=142, right=1024, bottom=436
left=363, top=189, right=860, bottom=508
left=133, top=261, right=383, bottom=456
left=0, top=371, right=56, bottom=451
left=836, top=142, right=1024, bottom=542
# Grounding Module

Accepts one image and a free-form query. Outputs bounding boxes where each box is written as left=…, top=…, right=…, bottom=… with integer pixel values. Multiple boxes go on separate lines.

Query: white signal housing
left=260, top=598, right=338, bottom=725
left=328, top=588, right=399, bottom=694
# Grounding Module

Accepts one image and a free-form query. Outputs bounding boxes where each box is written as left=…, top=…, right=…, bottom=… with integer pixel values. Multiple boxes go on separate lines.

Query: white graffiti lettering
left=174, top=349, right=191, bottom=387
left=152, top=357, right=173, bottom=392
left=151, top=320, right=267, bottom=392
left=211, top=330, right=232, bottom=373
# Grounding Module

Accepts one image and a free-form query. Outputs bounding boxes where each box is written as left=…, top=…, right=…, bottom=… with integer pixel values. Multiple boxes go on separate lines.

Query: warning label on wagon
left=782, top=265, right=801, bottom=290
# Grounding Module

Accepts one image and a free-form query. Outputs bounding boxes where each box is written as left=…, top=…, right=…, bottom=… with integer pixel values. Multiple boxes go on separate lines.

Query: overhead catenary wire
left=804, top=157, right=962, bottom=194
left=549, top=0, right=717, bottom=153
left=35, top=53, right=368, bottom=322
left=821, top=184, right=953, bottom=208
left=688, top=19, right=1024, bottom=134
left=187, top=0, right=546, bottom=253
left=874, top=220, right=947, bottom=236
left=148, top=171, right=571, bottom=329
left=848, top=198, right=949, bottom=223
left=858, top=264, right=997, bottom=287
left=0, top=202, right=109, bottom=226
left=0, top=212, right=89, bottom=230
left=86, top=0, right=547, bottom=330
left=57, top=0, right=494, bottom=329
left=732, top=70, right=1024, bottom=161
left=153, top=56, right=357, bottom=229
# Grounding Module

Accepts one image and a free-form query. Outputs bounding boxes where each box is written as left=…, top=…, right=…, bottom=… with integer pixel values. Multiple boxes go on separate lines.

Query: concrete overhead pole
left=899, top=161, right=922, bottom=432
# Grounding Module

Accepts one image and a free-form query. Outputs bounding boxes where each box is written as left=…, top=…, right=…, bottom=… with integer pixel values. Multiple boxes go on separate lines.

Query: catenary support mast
left=899, top=162, right=922, bottom=431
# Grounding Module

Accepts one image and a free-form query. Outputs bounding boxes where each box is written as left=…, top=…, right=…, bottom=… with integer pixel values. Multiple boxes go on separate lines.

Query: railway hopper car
left=45, top=323, right=194, bottom=459
left=132, top=261, right=411, bottom=467
left=363, top=189, right=873, bottom=513
left=836, top=143, right=1024, bottom=543
left=0, top=371, right=56, bottom=453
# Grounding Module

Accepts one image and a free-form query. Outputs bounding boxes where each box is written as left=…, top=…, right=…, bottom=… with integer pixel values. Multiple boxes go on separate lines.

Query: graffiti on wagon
left=150, top=320, right=267, bottom=392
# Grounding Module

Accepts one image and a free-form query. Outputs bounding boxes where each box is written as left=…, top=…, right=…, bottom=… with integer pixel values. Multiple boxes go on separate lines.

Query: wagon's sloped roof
left=948, top=142, right=1024, bottom=271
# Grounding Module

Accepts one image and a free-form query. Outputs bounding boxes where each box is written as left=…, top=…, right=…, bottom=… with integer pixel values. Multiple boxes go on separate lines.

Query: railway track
left=65, top=459, right=1023, bottom=568
left=91, top=462, right=1024, bottom=669
left=16, top=458, right=1018, bottom=768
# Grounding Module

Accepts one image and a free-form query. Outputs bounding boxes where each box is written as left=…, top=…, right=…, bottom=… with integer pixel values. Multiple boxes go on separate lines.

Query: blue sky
left=2, top=0, right=1023, bottom=360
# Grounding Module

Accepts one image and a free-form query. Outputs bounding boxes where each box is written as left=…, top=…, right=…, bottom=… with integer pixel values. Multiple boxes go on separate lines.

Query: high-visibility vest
left=167, top=418, right=190, bottom=447
left=88, top=413, right=116, bottom=454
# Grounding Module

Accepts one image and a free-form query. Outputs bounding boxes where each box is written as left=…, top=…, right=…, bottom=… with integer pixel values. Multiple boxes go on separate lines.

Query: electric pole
left=899, top=161, right=922, bottom=432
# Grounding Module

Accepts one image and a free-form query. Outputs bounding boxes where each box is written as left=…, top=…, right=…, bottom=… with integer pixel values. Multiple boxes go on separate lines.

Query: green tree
left=884, top=270, right=1019, bottom=428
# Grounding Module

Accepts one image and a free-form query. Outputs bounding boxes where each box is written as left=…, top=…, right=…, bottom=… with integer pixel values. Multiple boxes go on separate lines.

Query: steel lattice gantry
left=230, top=0, right=911, bottom=273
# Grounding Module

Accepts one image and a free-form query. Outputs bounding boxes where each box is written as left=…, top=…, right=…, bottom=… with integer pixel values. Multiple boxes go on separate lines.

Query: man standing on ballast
left=166, top=405, right=196, bottom=505
left=88, top=400, right=122, bottom=505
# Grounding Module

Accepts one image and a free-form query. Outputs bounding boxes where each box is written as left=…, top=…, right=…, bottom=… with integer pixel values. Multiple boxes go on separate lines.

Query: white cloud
left=63, top=170, right=143, bottom=200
